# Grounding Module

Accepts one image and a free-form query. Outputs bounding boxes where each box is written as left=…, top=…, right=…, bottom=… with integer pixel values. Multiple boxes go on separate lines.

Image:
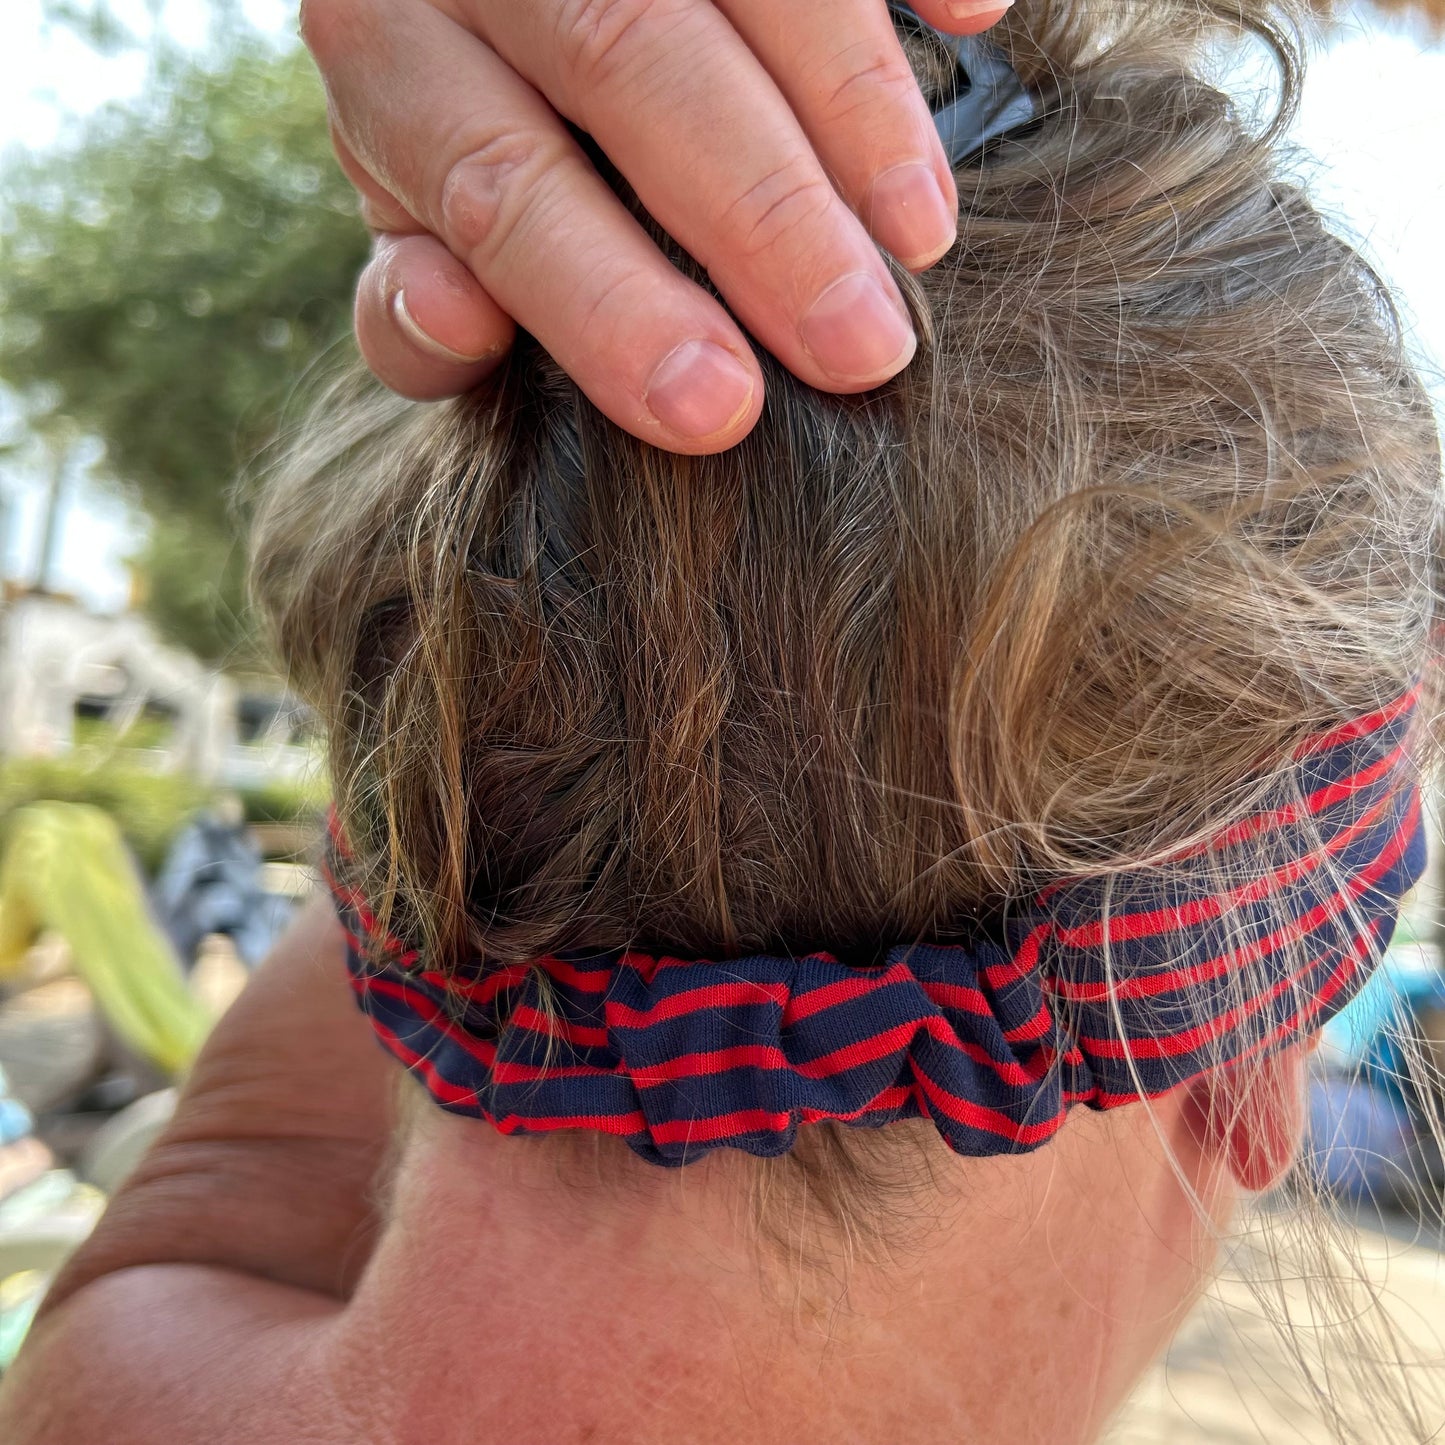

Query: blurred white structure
left=0, top=593, right=310, bottom=785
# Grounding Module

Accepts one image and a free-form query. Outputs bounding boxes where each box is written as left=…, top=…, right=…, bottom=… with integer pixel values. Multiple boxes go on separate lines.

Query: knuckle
left=721, top=159, right=838, bottom=261
left=816, top=47, right=920, bottom=125
left=438, top=132, right=562, bottom=262
left=297, top=0, right=345, bottom=66
left=555, top=0, right=676, bottom=88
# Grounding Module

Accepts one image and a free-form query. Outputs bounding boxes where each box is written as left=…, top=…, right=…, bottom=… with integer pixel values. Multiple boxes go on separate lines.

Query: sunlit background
left=0, top=2, right=1443, bottom=1440
left=2, top=0, right=1443, bottom=617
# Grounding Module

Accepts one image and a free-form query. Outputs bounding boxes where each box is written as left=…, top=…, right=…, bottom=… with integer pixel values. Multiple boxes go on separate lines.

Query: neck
left=329, top=1091, right=1230, bottom=1445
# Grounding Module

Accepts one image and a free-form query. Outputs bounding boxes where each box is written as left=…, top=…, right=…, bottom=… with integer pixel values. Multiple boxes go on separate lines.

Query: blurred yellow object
left=0, top=803, right=210, bottom=1076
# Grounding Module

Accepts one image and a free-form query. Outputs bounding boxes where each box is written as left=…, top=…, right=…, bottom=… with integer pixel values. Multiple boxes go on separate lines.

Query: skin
left=306, top=0, right=1016, bottom=451
left=0, top=10, right=1328, bottom=1433
left=0, top=899, right=1312, bottom=1444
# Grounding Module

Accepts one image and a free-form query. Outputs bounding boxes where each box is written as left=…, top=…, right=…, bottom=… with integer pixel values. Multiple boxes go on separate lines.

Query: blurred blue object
left=1306, top=1075, right=1416, bottom=1200
left=1306, top=942, right=1445, bottom=1201
left=153, top=814, right=296, bottom=970
left=1323, top=942, right=1445, bottom=1102
left=0, top=1070, right=33, bottom=1150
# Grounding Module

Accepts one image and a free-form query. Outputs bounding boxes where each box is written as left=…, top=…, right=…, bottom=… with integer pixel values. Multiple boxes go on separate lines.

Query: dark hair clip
left=887, top=3, right=1036, bottom=166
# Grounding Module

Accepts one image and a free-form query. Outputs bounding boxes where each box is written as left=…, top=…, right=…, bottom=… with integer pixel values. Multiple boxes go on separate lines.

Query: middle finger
left=717, top=0, right=960, bottom=271
left=474, top=0, right=921, bottom=392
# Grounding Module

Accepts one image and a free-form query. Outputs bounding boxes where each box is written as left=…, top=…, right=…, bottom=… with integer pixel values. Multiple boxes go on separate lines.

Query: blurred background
left=0, top=0, right=1443, bottom=1439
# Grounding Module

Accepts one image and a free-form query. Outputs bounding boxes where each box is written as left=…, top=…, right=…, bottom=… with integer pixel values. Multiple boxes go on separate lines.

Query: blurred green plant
left=0, top=26, right=367, bottom=660
left=0, top=757, right=210, bottom=874
left=0, top=754, right=326, bottom=875
left=72, top=710, right=176, bottom=753
left=234, top=774, right=327, bottom=827
left=131, top=512, right=253, bottom=665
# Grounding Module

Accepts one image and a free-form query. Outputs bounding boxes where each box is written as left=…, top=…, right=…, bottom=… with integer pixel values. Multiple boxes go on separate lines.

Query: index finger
left=313, top=0, right=767, bottom=451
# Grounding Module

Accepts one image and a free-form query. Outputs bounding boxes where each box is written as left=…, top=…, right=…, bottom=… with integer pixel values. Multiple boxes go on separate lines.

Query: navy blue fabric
left=329, top=695, right=1424, bottom=1165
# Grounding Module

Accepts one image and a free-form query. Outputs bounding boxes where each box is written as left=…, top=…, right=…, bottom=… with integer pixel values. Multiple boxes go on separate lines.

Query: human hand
left=301, top=0, right=1012, bottom=453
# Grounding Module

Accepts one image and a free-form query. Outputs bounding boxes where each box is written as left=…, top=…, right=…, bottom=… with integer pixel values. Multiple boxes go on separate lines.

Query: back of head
left=255, top=0, right=1440, bottom=973
left=248, top=9, right=1445, bottom=1432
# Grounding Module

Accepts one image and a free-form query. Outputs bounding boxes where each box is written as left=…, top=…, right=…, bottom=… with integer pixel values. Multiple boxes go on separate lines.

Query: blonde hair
left=252, top=0, right=1442, bottom=1367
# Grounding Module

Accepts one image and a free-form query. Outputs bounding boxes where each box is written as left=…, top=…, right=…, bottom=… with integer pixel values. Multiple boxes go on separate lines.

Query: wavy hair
left=252, top=0, right=1443, bottom=1423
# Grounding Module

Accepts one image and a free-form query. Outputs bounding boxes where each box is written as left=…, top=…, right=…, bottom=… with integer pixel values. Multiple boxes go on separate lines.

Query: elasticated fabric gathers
left=327, top=692, right=1425, bottom=1165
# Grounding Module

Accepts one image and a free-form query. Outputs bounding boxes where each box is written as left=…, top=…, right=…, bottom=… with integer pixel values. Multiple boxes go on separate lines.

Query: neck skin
left=326, top=1088, right=1235, bottom=1445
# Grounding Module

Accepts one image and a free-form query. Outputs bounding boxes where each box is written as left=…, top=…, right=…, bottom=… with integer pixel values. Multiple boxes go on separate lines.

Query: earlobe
left=1188, top=1041, right=1314, bottom=1194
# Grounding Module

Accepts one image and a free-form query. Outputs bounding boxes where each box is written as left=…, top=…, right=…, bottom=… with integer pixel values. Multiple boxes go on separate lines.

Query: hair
left=252, top=0, right=1443, bottom=1421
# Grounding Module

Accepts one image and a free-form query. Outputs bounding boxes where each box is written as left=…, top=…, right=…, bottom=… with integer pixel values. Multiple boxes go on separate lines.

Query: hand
left=302, top=0, right=1013, bottom=453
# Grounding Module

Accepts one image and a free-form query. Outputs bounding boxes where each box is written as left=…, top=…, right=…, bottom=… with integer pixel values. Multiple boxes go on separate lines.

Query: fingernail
left=644, top=339, right=756, bottom=440
left=946, top=0, right=1014, bottom=18
left=868, top=161, right=957, bottom=271
left=799, top=273, right=917, bottom=386
left=392, top=290, right=494, bottom=365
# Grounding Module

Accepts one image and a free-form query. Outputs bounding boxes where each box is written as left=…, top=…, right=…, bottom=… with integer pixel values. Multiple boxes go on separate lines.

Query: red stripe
left=416, top=961, right=528, bottom=1004
left=1088, top=931, right=1373, bottom=1107
left=501, top=1086, right=910, bottom=1149
left=322, top=859, right=420, bottom=967
left=609, top=1010, right=1063, bottom=1093
left=1155, top=741, right=1404, bottom=867
left=510, top=1004, right=609, bottom=1051
left=1076, top=923, right=1377, bottom=1061
left=908, top=1061, right=1068, bottom=1146
left=633, top=1042, right=786, bottom=1085
left=798, top=1084, right=913, bottom=1124
left=347, top=978, right=480, bottom=1109
left=489, top=1108, right=649, bottom=1139
left=1050, top=791, right=1419, bottom=1002
left=361, top=974, right=499, bottom=1069
left=1001, top=1000, right=1054, bottom=1043
left=409, top=956, right=615, bottom=1005
left=1291, top=686, right=1419, bottom=757
left=536, top=959, right=614, bottom=992
left=354, top=969, right=648, bottom=1136
left=783, top=961, right=914, bottom=1024
left=980, top=923, right=1050, bottom=990
left=921, top=980, right=1082, bottom=1061
left=619, top=948, right=842, bottom=983
left=489, top=1058, right=625, bottom=1084
left=1032, top=695, right=1414, bottom=904
left=372, top=1031, right=480, bottom=1108
left=327, top=807, right=351, bottom=856
left=919, top=980, right=993, bottom=1016
left=606, top=980, right=790, bottom=1030
left=1053, top=786, right=1396, bottom=951
left=648, top=1108, right=794, bottom=1146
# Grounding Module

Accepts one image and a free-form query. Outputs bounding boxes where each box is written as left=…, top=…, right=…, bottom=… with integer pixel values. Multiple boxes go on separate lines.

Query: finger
left=907, top=0, right=1017, bottom=37
left=309, top=0, right=766, bottom=450
left=334, top=122, right=507, bottom=396
left=476, top=0, right=919, bottom=393
left=330, top=119, right=419, bottom=236
left=355, top=233, right=513, bottom=400
left=716, top=0, right=959, bottom=271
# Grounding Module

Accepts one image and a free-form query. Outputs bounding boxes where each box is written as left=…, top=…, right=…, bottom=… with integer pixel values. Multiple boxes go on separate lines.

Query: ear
left=1187, top=1039, right=1318, bottom=1194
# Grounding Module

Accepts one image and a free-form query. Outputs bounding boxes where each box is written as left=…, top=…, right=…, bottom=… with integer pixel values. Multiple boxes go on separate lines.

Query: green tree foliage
left=0, top=31, right=368, bottom=659
left=131, top=511, right=252, bottom=663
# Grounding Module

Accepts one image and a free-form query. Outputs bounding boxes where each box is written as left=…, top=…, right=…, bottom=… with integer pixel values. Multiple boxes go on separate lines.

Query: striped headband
left=327, top=690, right=1425, bottom=1166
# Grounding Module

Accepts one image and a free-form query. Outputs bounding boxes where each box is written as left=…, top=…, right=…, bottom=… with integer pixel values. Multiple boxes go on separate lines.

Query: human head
left=252, top=0, right=1441, bottom=1426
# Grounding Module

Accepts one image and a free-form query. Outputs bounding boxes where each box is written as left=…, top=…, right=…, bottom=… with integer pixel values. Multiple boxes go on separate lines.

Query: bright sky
left=0, top=0, right=1442, bottom=615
